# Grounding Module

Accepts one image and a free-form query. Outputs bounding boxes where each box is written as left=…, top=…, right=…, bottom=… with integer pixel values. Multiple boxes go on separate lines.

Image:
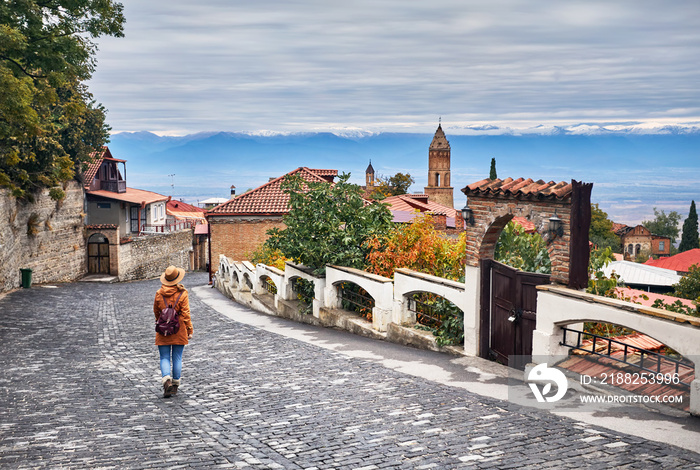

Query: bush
left=365, top=213, right=466, bottom=281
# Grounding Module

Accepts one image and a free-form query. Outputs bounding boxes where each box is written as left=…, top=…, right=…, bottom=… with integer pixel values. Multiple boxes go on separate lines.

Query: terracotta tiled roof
left=511, top=216, right=536, bottom=233
left=462, top=177, right=573, bottom=201
left=383, top=194, right=457, bottom=218
left=167, top=200, right=205, bottom=221
left=167, top=200, right=202, bottom=213
left=615, top=287, right=696, bottom=309
left=644, top=248, right=700, bottom=273
left=83, top=147, right=109, bottom=189
left=612, top=223, right=629, bottom=235
left=383, top=194, right=464, bottom=229
left=306, top=169, right=338, bottom=181
left=207, top=167, right=338, bottom=216
left=87, top=188, right=169, bottom=206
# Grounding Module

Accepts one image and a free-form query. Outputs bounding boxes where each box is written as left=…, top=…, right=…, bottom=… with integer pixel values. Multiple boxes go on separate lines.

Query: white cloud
left=89, top=0, right=700, bottom=135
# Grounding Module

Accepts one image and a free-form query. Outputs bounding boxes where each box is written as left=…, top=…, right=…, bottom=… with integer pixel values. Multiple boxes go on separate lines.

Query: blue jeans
left=158, top=345, right=185, bottom=380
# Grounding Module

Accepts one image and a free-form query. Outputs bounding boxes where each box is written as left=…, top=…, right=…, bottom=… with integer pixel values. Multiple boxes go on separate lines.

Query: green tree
left=369, top=172, right=415, bottom=200
left=672, top=264, right=700, bottom=303
left=589, top=204, right=621, bottom=252
left=679, top=200, right=699, bottom=252
left=642, top=208, right=681, bottom=245
left=266, top=172, right=394, bottom=275
left=0, top=0, right=125, bottom=199
left=489, top=158, right=497, bottom=180
left=494, top=221, right=551, bottom=274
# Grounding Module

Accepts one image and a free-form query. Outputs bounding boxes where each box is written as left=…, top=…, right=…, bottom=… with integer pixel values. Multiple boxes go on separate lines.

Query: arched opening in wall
left=290, top=276, right=314, bottom=315
left=478, top=215, right=552, bottom=368
left=494, top=219, right=551, bottom=275
left=336, top=281, right=374, bottom=321
left=260, top=275, right=277, bottom=295
left=87, top=233, right=110, bottom=274
left=435, top=173, right=440, bottom=187
left=232, top=272, right=239, bottom=288
left=444, top=173, right=450, bottom=187
left=243, top=273, right=253, bottom=290
left=408, top=292, right=464, bottom=347
left=557, top=320, right=694, bottom=412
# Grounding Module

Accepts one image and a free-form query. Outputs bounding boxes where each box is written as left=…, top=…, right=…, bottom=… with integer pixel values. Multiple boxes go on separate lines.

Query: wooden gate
left=88, top=234, right=110, bottom=274
left=480, top=259, right=550, bottom=369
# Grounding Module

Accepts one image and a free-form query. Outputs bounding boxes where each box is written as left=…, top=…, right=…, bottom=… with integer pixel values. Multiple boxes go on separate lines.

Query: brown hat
left=160, top=265, right=185, bottom=286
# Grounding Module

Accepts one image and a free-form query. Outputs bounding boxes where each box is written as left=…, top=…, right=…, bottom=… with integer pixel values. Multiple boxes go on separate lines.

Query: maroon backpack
left=155, top=291, right=183, bottom=336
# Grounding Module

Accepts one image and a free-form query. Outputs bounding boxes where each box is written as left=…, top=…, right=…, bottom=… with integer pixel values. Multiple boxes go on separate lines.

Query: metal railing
left=560, top=327, right=693, bottom=386
left=140, top=220, right=198, bottom=234
left=262, top=276, right=277, bottom=295
left=409, top=296, right=443, bottom=329
left=338, top=283, right=374, bottom=318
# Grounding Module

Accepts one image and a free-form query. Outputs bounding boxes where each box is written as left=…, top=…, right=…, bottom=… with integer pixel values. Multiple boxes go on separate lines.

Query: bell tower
left=424, top=122, right=454, bottom=208
left=365, top=160, right=375, bottom=188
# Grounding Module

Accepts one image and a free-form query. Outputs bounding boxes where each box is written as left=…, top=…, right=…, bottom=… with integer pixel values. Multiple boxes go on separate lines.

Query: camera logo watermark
left=526, top=363, right=568, bottom=403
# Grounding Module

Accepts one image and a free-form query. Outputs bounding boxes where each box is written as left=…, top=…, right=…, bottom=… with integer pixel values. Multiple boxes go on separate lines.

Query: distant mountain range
left=108, top=128, right=700, bottom=226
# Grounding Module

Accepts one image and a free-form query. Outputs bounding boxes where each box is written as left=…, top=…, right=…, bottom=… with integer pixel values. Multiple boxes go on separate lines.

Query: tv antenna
left=168, top=174, right=175, bottom=192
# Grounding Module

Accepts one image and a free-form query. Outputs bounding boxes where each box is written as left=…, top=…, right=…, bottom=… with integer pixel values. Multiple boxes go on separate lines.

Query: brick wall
left=0, top=181, right=87, bottom=291
left=118, top=229, right=193, bottom=282
left=209, top=215, right=285, bottom=262
left=464, top=195, right=572, bottom=284
left=652, top=237, right=671, bottom=256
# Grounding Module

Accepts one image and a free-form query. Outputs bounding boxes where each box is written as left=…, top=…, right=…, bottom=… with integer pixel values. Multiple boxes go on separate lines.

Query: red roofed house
left=167, top=199, right=206, bottom=224
left=614, top=224, right=671, bottom=260
left=645, top=248, right=700, bottom=274
left=381, top=193, right=464, bottom=236
left=206, top=167, right=338, bottom=263
left=83, top=147, right=170, bottom=238
left=82, top=147, right=194, bottom=278
left=167, top=200, right=208, bottom=271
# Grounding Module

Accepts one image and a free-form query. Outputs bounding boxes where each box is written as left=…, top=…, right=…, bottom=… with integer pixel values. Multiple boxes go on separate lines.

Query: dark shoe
left=163, top=377, right=172, bottom=398
left=170, top=379, right=180, bottom=396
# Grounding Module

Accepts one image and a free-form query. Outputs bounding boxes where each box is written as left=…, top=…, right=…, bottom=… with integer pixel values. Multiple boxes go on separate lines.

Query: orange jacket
left=153, top=284, right=193, bottom=346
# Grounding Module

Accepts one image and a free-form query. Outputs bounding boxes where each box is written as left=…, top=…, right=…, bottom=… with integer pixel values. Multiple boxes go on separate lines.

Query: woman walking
left=154, top=265, right=193, bottom=398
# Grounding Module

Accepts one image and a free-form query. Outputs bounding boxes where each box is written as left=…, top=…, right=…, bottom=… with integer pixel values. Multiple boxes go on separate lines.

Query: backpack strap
left=161, top=291, right=184, bottom=309
left=171, top=291, right=184, bottom=309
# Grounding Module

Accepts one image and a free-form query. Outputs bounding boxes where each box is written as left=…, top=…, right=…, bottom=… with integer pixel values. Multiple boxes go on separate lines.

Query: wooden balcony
left=101, top=180, right=126, bottom=193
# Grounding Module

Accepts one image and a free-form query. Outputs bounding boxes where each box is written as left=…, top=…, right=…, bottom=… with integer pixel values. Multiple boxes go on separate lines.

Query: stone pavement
left=0, top=273, right=699, bottom=469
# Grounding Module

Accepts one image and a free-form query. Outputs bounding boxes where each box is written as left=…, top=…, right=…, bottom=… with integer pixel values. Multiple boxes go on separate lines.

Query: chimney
left=230, top=185, right=236, bottom=197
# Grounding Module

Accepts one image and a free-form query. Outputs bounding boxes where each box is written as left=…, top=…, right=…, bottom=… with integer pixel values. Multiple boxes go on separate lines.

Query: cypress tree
left=489, top=158, right=497, bottom=180
left=679, top=200, right=700, bottom=252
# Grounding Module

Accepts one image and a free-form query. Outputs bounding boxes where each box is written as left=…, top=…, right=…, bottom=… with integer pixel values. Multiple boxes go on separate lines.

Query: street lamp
left=461, top=203, right=474, bottom=226
left=548, top=211, right=564, bottom=240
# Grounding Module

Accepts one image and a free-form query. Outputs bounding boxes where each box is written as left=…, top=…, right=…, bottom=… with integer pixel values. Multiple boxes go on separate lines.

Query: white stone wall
left=533, top=285, right=700, bottom=415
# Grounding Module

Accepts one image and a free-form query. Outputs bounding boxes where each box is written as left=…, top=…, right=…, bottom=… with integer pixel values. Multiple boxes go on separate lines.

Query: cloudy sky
left=87, top=0, right=700, bottom=136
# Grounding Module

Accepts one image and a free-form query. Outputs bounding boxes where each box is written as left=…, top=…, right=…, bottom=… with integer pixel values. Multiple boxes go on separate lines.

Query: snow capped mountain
left=108, top=127, right=700, bottom=226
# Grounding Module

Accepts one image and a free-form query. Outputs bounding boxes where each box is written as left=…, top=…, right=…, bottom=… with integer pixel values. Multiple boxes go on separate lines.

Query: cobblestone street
left=1, top=273, right=699, bottom=469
